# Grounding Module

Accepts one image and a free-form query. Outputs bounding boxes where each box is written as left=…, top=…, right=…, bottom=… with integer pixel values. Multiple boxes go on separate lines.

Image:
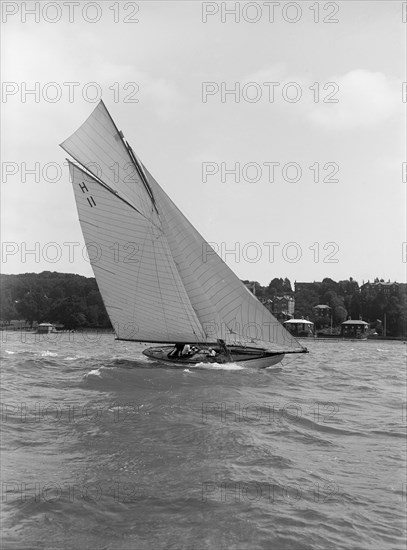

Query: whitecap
left=84, top=368, right=102, bottom=378
left=5, top=350, right=15, bottom=354
left=195, top=361, right=245, bottom=371
left=40, top=351, right=58, bottom=357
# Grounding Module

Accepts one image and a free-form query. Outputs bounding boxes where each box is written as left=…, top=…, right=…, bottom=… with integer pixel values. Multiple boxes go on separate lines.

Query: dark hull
left=142, top=345, right=285, bottom=368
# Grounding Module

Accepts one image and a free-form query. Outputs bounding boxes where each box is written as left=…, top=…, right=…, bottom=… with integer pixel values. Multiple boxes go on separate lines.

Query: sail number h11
left=79, top=181, right=97, bottom=208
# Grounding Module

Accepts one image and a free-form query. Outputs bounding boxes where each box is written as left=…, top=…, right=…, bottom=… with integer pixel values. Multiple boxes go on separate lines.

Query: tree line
left=0, top=272, right=111, bottom=330
left=246, top=277, right=406, bottom=337
left=0, top=272, right=405, bottom=336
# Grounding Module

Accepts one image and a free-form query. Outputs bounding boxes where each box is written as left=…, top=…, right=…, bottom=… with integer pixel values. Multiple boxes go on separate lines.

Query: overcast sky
left=1, top=1, right=406, bottom=286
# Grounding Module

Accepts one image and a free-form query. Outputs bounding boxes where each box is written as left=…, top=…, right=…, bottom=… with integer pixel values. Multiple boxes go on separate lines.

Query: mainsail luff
left=62, top=101, right=304, bottom=352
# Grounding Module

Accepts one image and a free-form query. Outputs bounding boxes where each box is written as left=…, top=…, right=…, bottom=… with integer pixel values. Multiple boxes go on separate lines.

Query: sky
left=1, top=0, right=406, bottom=287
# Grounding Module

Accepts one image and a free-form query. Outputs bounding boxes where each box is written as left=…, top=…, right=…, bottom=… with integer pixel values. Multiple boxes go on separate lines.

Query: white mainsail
left=62, top=101, right=303, bottom=351
left=68, top=162, right=206, bottom=343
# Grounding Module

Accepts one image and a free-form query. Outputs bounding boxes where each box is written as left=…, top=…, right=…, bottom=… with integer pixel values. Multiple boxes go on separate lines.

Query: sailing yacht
left=61, top=101, right=308, bottom=368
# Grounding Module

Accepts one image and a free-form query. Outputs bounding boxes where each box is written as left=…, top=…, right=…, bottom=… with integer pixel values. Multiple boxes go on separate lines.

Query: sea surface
left=1, top=331, right=406, bottom=550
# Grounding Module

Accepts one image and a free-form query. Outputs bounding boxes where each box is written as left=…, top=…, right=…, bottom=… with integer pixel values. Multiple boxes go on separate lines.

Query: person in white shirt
left=181, top=344, right=191, bottom=356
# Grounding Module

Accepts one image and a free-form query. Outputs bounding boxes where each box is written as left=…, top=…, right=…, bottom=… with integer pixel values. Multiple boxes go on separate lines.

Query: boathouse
left=283, top=319, right=314, bottom=337
left=36, top=323, right=56, bottom=334
left=340, top=320, right=369, bottom=338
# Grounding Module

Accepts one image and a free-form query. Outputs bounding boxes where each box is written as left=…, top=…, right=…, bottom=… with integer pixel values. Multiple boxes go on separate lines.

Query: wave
left=194, top=361, right=246, bottom=371
left=85, top=368, right=103, bottom=378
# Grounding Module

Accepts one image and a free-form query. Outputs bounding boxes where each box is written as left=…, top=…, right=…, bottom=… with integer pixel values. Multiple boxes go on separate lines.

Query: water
left=1, top=332, right=406, bottom=550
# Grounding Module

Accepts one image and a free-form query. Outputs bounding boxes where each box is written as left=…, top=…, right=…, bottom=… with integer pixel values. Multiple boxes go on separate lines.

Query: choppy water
left=1, top=331, right=406, bottom=550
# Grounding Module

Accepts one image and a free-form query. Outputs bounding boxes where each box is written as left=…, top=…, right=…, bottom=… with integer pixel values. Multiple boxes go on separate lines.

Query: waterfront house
left=283, top=318, right=314, bottom=337
left=36, top=323, right=56, bottom=334
left=341, top=320, right=369, bottom=339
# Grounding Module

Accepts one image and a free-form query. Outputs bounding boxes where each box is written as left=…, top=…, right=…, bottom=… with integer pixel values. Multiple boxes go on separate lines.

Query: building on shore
left=36, top=323, right=56, bottom=334
left=283, top=319, right=314, bottom=337
left=341, top=320, right=369, bottom=339
left=313, top=304, right=332, bottom=329
left=313, top=304, right=331, bottom=317
left=294, top=281, right=319, bottom=293
left=261, top=295, right=295, bottom=321
left=361, top=280, right=400, bottom=296
left=271, top=295, right=295, bottom=317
